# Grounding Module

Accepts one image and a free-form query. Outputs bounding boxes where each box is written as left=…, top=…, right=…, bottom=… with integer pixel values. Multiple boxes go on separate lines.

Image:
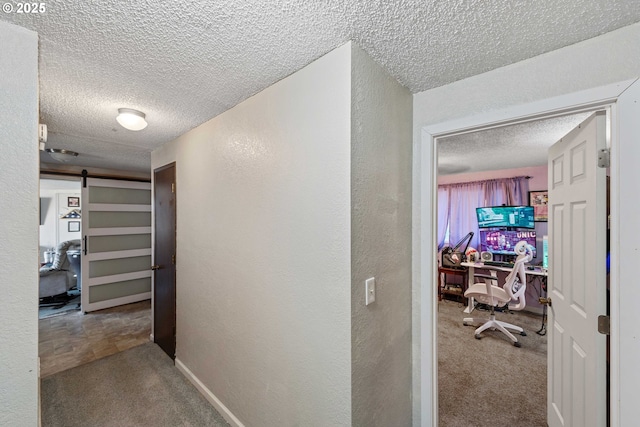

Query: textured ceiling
left=2, top=1, right=639, bottom=173
left=437, top=112, right=593, bottom=175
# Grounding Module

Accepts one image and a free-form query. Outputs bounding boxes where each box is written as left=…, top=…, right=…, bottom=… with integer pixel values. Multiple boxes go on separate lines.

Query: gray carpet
left=438, top=299, right=547, bottom=426
left=41, top=342, right=230, bottom=427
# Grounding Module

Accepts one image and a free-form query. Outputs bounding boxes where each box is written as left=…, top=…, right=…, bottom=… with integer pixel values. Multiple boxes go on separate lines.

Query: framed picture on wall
left=529, top=190, right=548, bottom=222
left=68, top=196, right=80, bottom=207
left=68, top=221, right=81, bottom=232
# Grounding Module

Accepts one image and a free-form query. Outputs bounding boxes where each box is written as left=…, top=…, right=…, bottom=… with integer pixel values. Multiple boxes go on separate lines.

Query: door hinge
left=171, top=182, right=175, bottom=193
left=598, top=315, right=610, bottom=335
left=598, top=148, right=610, bottom=168
left=172, top=254, right=175, bottom=264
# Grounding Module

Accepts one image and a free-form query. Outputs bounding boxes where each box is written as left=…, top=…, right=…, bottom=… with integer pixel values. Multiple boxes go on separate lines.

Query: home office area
left=421, top=98, right=614, bottom=426
left=435, top=124, right=555, bottom=425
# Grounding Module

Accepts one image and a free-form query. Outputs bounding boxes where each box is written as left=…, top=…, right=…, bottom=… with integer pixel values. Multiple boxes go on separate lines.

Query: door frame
left=413, top=78, right=639, bottom=426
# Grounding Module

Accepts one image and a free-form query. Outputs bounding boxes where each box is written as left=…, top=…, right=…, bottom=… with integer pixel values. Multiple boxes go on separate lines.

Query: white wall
left=153, top=42, right=414, bottom=427
left=350, top=45, right=413, bottom=426
left=412, top=22, right=640, bottom=426
left=0, top=21, right=40, bottom=426
left=153, top=44, right=353, bottom=426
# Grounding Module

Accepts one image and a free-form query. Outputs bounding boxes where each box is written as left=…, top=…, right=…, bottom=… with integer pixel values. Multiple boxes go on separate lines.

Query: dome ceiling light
left=116, top=108, right=148, bottom=131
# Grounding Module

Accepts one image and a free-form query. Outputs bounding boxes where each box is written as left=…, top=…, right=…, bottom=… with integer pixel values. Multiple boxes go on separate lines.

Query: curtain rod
left=439, top=175, right=531, bottom=187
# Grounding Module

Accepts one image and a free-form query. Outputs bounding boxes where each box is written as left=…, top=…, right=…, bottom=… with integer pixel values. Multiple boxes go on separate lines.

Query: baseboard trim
left=175, top=358, right=244, bottom=427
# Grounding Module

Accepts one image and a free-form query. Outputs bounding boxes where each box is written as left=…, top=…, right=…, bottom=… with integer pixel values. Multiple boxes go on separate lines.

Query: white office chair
left=463, top=241, right=533, bottom=347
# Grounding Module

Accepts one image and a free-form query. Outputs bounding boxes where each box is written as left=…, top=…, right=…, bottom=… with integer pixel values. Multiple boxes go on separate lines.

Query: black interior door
left=153, top=163, right=176, bottom=359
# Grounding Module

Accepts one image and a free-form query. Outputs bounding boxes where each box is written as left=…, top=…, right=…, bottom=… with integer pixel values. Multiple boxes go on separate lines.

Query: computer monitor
left=479, top=230, right=537, bottom=257
left=476, top=206, right=535, bottom=229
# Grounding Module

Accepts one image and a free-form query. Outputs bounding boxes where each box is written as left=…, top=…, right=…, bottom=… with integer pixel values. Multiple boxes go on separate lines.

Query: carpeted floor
left=438, top=299, right=547, bottom=426
left=41, top=342, right=230, bottom=427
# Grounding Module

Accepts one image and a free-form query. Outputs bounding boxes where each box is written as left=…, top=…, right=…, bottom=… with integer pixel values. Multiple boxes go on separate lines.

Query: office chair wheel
left=513, top=341, right=521, bottom=348
left=520, top=331, right=527, bottom=336
left=474, top=334, right=481, bottom=340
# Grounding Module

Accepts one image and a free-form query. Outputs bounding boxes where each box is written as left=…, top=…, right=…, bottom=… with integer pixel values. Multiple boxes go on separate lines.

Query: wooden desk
left=438, top=267, right=468, bottom=302
left=460, top=261, right=548, bottom=314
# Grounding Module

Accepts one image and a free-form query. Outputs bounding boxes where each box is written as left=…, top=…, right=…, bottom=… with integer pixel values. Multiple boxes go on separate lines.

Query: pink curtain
left=438, top=176, right=530, bottom=251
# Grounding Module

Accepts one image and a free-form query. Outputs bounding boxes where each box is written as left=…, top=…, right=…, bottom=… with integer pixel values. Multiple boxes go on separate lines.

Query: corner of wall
left=0, top=20, right=40, bottom=427
left=350, top=45, right=413, bottom=427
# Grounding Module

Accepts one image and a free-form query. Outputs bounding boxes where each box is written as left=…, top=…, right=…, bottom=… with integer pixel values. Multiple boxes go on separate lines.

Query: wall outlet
left=365, top=277, right=376, bottom=305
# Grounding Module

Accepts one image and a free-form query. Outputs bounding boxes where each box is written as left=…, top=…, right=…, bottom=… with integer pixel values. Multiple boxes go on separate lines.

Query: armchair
left=462, top=241, right=533, bottom=347
left=39, top=239, right=82, bottom=300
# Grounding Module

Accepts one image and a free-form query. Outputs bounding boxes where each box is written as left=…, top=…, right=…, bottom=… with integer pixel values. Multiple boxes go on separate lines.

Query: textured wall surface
left=350, top=45, right=413, bottom=426
left=152, top=44, right=352, bottom=426
left=412, top=22, right=640, bottom=426
left=0, top=21, right=40, bottom=426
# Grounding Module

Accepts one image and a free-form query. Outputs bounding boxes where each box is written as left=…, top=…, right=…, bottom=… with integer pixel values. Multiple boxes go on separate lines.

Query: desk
left=438, top=267, right=468, bottom=302
left=460, top=262, right=548, bottom=314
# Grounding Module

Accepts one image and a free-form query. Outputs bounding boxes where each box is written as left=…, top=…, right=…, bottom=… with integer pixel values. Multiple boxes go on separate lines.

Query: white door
left=81, top=178, right=152, bottom=312
left=547, top=112, right=607, bottom=426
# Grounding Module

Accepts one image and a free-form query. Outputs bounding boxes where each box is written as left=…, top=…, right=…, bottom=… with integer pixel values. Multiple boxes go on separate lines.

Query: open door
left=153, top=163, right=177, bottom=359
left=547, top=112, right=607, bottom=426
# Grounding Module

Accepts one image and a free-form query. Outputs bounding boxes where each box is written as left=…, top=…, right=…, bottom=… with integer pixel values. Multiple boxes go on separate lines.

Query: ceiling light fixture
left=46, top=148, right=79, bottom=162
left=116, top=108, right=148, bottom=131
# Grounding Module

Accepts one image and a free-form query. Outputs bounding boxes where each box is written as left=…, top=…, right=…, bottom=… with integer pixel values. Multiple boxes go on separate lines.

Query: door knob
left=151, top=265, right=161, bottom=271
left=539, top=297, right=552, bottom=306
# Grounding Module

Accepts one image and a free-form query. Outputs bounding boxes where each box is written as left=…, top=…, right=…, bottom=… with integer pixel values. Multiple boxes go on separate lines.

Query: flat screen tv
left=476, top=205, right=535, bottom=229
left=479, top=230, right=537, bottom=257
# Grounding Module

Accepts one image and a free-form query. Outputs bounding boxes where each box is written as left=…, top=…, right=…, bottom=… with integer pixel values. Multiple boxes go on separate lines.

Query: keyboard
left=483, top=260, right=514, bottom=268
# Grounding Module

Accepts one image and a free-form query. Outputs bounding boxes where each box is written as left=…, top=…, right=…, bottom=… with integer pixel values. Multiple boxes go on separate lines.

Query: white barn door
left=547, top=112, right=607, bottom=426
left=80, top=178, right=152, bottom=313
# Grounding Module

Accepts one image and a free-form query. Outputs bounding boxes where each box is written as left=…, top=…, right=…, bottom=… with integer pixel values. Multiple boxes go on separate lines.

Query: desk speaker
left=480, top=251, right=493, bottom=262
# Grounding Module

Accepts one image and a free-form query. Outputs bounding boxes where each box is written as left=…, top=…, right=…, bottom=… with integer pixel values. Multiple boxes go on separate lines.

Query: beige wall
left=153, top=42, right=414, bottom=426
left=0, top=21, right=40, bottom=426
left=350, top=45, right=413, bottom=426
left=153, top=43, right=353, bottom=426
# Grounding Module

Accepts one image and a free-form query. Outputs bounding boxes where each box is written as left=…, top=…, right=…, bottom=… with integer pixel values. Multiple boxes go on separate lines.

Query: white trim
left=86, top=270, right=151, bottom=287
left=415, top=79, right=637, bottom=427
left=88, top=203, right=151, bottom=212
left=86, top=178, right=151, bottom=190
left=88, top=227, right=152, bottom=236
left=83, top=292, right=151, bottom=313
left=176, top=358, right=245, bottom=427
left=423, top=79, right=636, bottom=137
left=87, top=248, right=152, bottom=261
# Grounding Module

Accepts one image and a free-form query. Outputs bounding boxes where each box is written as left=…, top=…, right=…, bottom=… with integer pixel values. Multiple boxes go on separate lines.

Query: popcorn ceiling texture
left=2, top=0, right=639, bottom=172
left=438, top=112, right=593, bottom=174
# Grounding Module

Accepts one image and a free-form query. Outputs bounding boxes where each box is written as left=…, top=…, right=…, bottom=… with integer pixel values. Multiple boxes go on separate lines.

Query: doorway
left=412, top=79, right=638, bottom=426
left=434, top=111, right=605, bottom=425
left=38, top=177, right=83, bottom=318
left=153, top=162, right=177, bottom=359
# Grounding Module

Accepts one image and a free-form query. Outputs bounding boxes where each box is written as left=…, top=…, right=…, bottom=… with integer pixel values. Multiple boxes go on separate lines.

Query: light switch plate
left=365, top=277, right=376, bottom=305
